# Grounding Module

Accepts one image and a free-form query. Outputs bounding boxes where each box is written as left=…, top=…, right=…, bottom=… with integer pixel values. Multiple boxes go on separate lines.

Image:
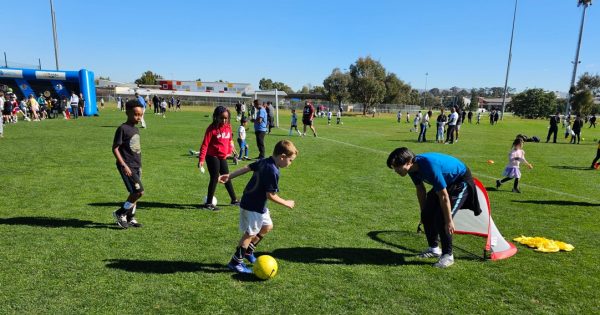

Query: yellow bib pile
left=513, top=236, right=574, bottom=253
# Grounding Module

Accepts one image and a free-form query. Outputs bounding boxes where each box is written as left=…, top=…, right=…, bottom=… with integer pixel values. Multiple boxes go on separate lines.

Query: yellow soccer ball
left=253, top=255, right=278, bottom=280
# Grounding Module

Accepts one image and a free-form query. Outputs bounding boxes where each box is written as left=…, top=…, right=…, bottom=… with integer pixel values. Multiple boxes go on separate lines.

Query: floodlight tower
left=500, top=0, right=518, bottom=121
left=50, top=0, right=60, bottom=70
left=565, top=0, right=592, bottom=115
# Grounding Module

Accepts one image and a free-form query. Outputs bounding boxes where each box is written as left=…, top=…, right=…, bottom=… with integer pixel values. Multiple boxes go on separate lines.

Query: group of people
left=402, top=107, right=480, bottom=144
left=546, top=112, right=597, bottom=145
left=0, top=89, right=87, bottom=138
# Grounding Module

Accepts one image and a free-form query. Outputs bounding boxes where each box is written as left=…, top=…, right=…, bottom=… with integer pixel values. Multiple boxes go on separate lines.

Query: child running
left=288, top=109, right=301, bottom=136
left=218, top=140, right=298, bottom=273
left=112, top=100, right=145, bottom=228
left=495, top=138, right=533, bottom=193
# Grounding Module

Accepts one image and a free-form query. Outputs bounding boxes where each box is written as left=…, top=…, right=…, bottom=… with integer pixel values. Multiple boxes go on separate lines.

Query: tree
left=576, top=72, right=600, bottom=96
left=509, top=89, right=557, bottom=119
left=323, top=68, right=352, bottom=106
left=428, top=88, right=441, bottom=96
left=383, top=73, right=411, bottom=104
left=571, top=89, right=594, bottom=116
left=258, top=78, right=293, bottom=94
left=349, top=56, right=387, bottom=115
left=469, top=89, right=479, bottom=111
left=135, top=71, right=163, bottom=85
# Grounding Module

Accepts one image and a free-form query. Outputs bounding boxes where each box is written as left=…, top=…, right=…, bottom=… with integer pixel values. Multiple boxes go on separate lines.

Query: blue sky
left=2, top=0, right=598, bottom=92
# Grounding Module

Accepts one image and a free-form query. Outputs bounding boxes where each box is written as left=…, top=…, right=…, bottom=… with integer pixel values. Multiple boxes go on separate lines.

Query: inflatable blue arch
left=0, top=67, right=97, bottom=116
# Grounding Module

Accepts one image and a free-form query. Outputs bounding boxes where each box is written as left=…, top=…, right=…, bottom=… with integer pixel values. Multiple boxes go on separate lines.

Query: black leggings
left=500, top=177, right=520, bottom=189
left=421, top=182, right=469, bottom=255
left=205, top=155, right=237, bottom=204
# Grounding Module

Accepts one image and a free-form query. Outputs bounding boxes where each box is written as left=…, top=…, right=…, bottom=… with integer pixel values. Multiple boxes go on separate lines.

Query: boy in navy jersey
left=112, top=100, right=145, bottom=228
left=218, top=140, right=298, bottom=273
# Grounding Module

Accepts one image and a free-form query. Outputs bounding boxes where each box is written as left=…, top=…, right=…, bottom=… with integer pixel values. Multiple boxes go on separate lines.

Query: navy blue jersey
left=240, top=157, right=280, bottom=213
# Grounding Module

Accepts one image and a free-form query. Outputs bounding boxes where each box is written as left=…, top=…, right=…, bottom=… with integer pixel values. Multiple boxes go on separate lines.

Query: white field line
left=281, top=128, right=596, bottom=202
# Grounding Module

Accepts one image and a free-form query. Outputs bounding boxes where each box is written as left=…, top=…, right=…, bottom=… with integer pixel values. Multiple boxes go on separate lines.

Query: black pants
left=205, top=155, right=236, bottom=204
left=421, top=181, right=469, bottom=255
left=255, top=131, right=266, bottom=159
left=571, top=131, right=581, bottom=144
left=71, top=106, right=79, bottom=118
left=546, top=126, right=558, bottom=143
left=500, top=177, right=519, bottom=190
left=591, top=149, right=600, bottom=167
left=446, top=125, right=455, bottom=143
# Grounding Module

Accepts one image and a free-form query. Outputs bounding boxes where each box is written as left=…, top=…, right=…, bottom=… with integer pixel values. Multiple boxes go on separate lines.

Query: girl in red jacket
left=198, top=106, right=239, bottom=210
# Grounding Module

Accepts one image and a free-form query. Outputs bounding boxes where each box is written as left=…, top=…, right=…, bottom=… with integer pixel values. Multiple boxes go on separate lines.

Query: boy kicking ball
left=112, top=100, right=145, bottom=229
left=218, top=140, right=298, bottom=273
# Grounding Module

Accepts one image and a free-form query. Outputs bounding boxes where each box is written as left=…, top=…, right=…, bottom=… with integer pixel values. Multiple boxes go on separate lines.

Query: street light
left=500, top=0, right=518, bottom=121
left=565, top=0, right=592, bottom=115
left=49, top=0, right=60, bottom=70
left=422, top=72, right=428, bottom=108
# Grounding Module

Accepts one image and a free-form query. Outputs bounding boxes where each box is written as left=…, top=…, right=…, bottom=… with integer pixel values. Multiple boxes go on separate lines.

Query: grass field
left=1, top=105, right=599, bottom=314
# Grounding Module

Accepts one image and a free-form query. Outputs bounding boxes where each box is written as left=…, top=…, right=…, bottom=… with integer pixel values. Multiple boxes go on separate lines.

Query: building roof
left=115, top=86, right=250, bottom=99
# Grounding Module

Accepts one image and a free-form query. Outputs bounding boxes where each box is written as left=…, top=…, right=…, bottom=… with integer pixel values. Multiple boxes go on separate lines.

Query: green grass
left=1, top=106, right=599, bottom=314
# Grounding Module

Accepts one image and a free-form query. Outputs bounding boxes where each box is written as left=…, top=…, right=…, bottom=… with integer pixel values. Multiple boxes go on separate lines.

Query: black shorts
left=291, top=124, right=297, bottom=128
left=117, top=165, right=144, bottom=194
left=302, top=119, right=312, bottom=126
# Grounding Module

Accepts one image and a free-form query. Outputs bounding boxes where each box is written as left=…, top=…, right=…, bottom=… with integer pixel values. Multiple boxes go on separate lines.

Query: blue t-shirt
left=254, top=108, right=268, bottom=132
left=240, top=157, right=279, bottom=213
left=137, top=95, right=147, bottom=108
left=409, top=153, right=467, bottom=192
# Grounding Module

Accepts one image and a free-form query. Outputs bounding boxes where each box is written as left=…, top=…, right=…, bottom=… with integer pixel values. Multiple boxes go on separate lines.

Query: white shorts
left=239, top=208, right=272, bottom=235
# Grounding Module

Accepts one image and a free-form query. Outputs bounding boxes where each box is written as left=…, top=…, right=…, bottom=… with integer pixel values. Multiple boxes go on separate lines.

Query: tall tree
left=258, top=78, right=293, bottom=94
left=576, top=72, right=600, bottom=95
left=571, top=90, right=594, bottom=116
left=384, top=73, right=411, bottom=104
left=323, top=68, right=352, bottom=106
left=469, top=89, right=480, bottom=111
left=349, top=56, right=387, bottom=115
left=509, top=89, right=557, bottom=119
left=135, top=71, right=163, bottom=85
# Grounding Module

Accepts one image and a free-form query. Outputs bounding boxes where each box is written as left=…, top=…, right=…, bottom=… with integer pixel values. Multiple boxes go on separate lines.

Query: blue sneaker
left=245, top=253, right=257, bottom=263
left=227, top=261, right=252, bottom=274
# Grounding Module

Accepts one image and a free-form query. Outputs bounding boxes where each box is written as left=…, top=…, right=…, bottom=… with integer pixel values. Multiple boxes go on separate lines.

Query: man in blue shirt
left=387, top=147, right=481, bottom=268
left=135, top=92, right=147, bottom=128
left=252, top=99, right=268, bottom=159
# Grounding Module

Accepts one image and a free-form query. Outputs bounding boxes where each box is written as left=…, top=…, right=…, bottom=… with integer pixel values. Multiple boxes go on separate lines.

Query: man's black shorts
left=302, top=119, right=313, bottom=126
left=117, top=165, right=144, bottom=194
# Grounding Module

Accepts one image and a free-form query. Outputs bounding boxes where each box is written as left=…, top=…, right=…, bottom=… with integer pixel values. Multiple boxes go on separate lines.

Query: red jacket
left=199, top=123, right=233, bottom=162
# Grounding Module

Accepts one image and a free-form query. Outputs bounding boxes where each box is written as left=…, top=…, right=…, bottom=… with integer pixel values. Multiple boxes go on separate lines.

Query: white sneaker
left=417, top=247, right=442, bottom=258
left=433, top=254, right=454, bottom=268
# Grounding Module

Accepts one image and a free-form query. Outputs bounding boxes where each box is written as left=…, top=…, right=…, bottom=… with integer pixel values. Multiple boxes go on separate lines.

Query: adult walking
left=571, top=114, right=583, bottom=144
left=546, top=112, right=560, bottom=143
left=302, top=101, right=317, bottom=137
left=152, top=95, right=160, bottom=114
left=252, top=99, right=267, bottom=159
left=418, top=112, right=429, bottom=142
left=589, top=114, right=596, bottom=128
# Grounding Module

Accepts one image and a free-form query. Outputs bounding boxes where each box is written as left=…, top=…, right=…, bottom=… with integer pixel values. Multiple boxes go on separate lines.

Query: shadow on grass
left=0, top=216, right=118, bottom=229
left=104, top=259, right=229, bottom=274
left=369, top=230, right=485, bottom=261
left=485, top=187, right=514, bottom=193
left=231, top=273, right=263, bottom=282
left=270, top=247, right=428, bottom=266
left=550, top=165, right=594, bottom=171
left=87, top=201, right=228, bottom=210
left=512, top=200, right=600, bottom=207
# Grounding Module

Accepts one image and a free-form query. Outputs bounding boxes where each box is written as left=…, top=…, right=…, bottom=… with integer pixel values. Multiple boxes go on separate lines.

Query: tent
left=453, top=178, right=517, bottom=260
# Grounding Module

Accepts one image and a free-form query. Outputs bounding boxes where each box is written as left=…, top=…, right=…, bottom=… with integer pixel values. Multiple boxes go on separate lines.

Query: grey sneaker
left=417, top=247, right=442, bottom=258
left=113, top=210, right=128, bottom=229
left=433, top=254, right=454, bottom=268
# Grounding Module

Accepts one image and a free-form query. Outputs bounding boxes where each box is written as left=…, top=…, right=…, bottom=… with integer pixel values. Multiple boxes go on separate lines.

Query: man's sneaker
left=512, top=188, right=521, bottom=193
left=202, top=203, right=220, bottom=211
left=433, top=254, right=454, bottom=268
left=227, top=261, right=252, bottom=274
left=417, top=247, right=442, bottom=258
left=128, top=217, right=143, bottom=228
left=231, top=200, right=240, bottom=206
left=496, top=180, right=502, bottom=189
left=245, top=253, right=257, bottom=263
left=112, top=210, right=128, bottom=229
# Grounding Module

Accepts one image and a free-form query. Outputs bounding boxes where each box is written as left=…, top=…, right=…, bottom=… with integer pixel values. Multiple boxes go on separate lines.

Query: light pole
left=49, top=0, right=60, bottom=70
left=500, top=0, right=518, bottom=121
left=565, top=0, right=592, bottom=115
left=422, top=72, right=428, bottom=108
